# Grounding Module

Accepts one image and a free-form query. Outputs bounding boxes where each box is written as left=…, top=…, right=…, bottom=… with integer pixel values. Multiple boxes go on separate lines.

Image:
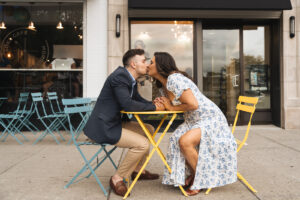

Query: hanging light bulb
left=0, top=4, right=6, bottom=29
left=0, top=21, right=6, bottom=29
left=6, top=52, right=12, bottom=59
left=28, top=21, right=35, bottom=30
left=56, top=21, right=64, bottom=29
left=56, top=2, right=64, bottom=30
left=27, top=2, right=35, bottom=30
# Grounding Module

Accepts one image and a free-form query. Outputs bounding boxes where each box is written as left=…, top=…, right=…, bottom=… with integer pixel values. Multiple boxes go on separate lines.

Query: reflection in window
left=203, top=29, right=240, bottom=121
left=131, top=21, right=193, bottom=101
left=0, top=71, right=82, bottom=100
left=243, top=26, right=270, bottom=109
left=0, top=3, right=83, bottom=106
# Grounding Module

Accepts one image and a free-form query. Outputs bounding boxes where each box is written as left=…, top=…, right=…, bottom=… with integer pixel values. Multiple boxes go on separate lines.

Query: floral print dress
left=161, top=73, right=237, bottom=190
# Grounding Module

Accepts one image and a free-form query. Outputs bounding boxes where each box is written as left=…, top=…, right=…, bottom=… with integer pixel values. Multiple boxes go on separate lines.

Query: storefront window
left=0, top=3, right=83, bottom=104
left=130, top=21, right=193, bottom=101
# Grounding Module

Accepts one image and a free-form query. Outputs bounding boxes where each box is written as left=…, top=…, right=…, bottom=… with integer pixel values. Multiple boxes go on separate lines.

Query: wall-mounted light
left=290, top=16, right=295, bottom=38
left=116, top=14, right=121, bottom=38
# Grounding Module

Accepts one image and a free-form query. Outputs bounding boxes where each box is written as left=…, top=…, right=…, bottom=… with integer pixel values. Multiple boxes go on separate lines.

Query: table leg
left=123, top=114, right=187, bottom=199
left=152, top=114, right=167, bottom=139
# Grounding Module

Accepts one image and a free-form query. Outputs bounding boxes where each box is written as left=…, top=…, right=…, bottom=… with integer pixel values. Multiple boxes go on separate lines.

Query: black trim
left=270, top=20, right=281, bottom=126
left=129, top=0, right=292, bottom=10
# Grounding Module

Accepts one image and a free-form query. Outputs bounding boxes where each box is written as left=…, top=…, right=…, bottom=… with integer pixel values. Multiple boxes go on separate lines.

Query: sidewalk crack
left=257, top=133, right=300, bottom=153
left=0, top=146, right=47, bottom=176
left=239, top=179, right=263, bottom=200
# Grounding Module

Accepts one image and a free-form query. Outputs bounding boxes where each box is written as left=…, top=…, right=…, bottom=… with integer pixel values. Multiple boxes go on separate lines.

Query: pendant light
left=56, top=3, right=64, bottom=30
left=0, top=4, right=6, bottom=29
left=27, top=2, right=35, bottom=30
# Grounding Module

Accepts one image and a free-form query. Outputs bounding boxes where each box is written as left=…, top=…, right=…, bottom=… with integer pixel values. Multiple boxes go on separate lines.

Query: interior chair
left=206, top=96, right=259, bottom=195
left=62, top=98, right=117, bottom=196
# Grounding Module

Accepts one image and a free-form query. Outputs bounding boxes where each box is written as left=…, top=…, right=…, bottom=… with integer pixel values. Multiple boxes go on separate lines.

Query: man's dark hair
left=122, top=49, right=145, bottom=67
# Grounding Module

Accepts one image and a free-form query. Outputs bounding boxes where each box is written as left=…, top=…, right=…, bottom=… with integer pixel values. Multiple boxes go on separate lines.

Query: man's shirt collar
left=125, top=67, right=136, bottom=85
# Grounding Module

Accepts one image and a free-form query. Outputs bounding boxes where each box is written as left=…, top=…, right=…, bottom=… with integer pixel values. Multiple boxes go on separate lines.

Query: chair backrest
left=232, top=96, right=259, bottom=152
left=47, top=92, right=63, bottom=113
left=31, top=92, right=48, bottom=118
left=12, top=92, right=30, bottom=115
left=62, top=98, right=92, bottom=144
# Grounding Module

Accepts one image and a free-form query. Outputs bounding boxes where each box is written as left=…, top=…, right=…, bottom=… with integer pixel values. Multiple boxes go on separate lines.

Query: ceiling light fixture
left=0, top=3, right=7, bottom=29
left=56, top=2, right=64, bottom=30
left=27, top=2, right=36, bottom=30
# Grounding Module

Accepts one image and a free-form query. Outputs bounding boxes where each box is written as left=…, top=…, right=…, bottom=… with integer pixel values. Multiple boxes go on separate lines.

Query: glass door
left=202, top=29, right=240, bottom=122
left=243, top=26, right=271, bottom=108
left=202, top=24, right=272, bottom=124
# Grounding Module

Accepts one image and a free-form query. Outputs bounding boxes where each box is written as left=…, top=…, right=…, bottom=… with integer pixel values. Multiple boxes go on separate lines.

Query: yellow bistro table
left=120, top=110, right=187, bottom=199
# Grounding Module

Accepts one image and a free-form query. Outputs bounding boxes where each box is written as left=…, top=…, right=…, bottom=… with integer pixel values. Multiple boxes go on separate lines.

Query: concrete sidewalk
left=0, top=125, right=300, bottom=200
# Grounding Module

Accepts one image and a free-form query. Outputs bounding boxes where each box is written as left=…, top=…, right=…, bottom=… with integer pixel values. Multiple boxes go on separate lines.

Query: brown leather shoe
left=131, top=170, right=159, bottom=181
left=109, top=177, right=128, bottom=196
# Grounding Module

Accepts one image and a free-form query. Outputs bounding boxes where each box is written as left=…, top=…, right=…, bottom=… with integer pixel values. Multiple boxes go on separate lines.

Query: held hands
left=153, top=97, right=166, bottom=111
left=154, top=101, right=165, bottom=111
left=155, top=97, right=173, bottom=111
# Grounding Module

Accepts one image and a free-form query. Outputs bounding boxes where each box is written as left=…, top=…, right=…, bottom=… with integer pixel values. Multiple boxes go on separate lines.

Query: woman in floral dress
left=147, top=52, right=237, bottom=196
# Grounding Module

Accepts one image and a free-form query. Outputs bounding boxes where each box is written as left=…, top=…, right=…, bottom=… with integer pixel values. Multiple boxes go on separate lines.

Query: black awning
left=128, top=0, right=292, bottom=10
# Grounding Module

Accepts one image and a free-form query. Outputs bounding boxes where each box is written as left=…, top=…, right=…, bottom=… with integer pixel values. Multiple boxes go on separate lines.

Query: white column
left=84, top=0, right=107, bottom=98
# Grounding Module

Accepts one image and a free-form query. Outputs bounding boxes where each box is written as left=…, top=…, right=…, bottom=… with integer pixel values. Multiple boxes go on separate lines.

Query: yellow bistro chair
left=206, top=96, right=259, bottom=195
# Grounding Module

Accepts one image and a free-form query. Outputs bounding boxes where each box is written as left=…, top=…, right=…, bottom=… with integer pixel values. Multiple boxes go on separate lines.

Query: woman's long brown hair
left=154, top=52, right=193, bottom=88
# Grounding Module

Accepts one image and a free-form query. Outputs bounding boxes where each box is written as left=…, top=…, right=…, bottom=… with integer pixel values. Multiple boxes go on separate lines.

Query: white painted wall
left=84, top=0, right=107, bottom=98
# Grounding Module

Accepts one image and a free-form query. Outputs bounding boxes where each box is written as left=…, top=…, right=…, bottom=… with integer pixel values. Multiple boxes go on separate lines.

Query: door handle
left=232, top=75, right=239, bottom=87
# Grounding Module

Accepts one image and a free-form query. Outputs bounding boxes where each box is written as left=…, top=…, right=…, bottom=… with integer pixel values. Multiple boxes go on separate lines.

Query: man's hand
left=155, top=102, right=165, bottom=111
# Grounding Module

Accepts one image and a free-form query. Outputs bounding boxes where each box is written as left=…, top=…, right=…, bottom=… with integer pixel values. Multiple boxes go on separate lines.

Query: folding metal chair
left=62, top=98, right=117, bottom=196
left=0, top=94, right=29, bottom=144
left=47, top=92, right=69, bottom=131
left=206, top=96, right=259, bottom=195
left=65, top=97, right=93, bottom=144
left=10, top=92, right=39, bottom=135
left=31, top=92, right=66, bottom=144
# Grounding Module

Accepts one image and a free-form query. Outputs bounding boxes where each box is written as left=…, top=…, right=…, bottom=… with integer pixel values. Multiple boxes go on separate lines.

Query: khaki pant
left=115, top=121, right=154, bottom=179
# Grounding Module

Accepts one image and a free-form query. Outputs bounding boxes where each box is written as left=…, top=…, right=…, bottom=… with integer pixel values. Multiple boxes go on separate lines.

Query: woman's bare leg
left=179, top=128, right=201, bottom=195
left=179, top=128, right=201, bottom=173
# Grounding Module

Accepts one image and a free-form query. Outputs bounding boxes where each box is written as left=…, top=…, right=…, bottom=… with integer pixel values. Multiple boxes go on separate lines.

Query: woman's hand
left=153, top=97, right=160, bottom=104
left=158, top=97, right=173, bottom=111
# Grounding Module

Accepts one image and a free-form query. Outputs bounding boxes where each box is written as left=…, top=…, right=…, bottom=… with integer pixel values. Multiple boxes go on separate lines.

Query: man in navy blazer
left=84, top=49, right=164, bottom=196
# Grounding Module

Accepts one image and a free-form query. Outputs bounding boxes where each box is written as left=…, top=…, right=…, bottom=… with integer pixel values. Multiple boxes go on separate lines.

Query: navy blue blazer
left=83, top=66, right=156, bottom=144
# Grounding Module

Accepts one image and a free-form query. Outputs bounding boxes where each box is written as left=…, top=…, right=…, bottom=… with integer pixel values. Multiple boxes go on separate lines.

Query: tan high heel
left=186, top=187, right=201, bottom=196
left=183, top=175, right=194, bottom=188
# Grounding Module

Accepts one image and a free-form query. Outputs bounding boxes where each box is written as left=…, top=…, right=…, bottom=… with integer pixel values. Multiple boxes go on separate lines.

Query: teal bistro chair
left=62, top=98, right=117, bottom=196
left=47, top=92, right=69, bottom=132
left=64, top=97, right=93, bottom=144
left=31, top=92, right=66, bottom=144
left=10, top=92, right=39, bottom=135
left=0, top=94, right=29, bottom=144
